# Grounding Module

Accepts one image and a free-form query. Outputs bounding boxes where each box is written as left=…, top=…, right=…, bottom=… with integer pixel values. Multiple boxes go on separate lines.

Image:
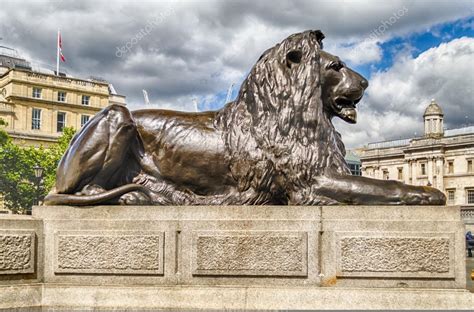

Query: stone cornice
left=7, top=95, right=103, bottom=112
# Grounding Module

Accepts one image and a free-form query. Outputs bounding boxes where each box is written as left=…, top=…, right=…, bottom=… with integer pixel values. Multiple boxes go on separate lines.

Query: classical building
left=0, top=46, right=126, bottom=146
left=357, top=99, right=474, bottom=207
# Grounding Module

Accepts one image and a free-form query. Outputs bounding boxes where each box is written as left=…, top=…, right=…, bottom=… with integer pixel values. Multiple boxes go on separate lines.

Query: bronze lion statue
left=45, top=30, right=446, bottom=206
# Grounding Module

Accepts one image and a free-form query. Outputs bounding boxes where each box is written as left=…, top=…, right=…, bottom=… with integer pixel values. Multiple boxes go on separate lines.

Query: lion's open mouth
left=334, top=96, right=361, bottom=123
left=334, top=97, right=361, bottom=110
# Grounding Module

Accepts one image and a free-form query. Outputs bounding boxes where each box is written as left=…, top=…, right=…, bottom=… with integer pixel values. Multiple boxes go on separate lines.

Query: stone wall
left=0, top=215, right=43, bottom=284
left=0, top=205, right=470, bottom=310
left=320, top=205, right=465, bottom=288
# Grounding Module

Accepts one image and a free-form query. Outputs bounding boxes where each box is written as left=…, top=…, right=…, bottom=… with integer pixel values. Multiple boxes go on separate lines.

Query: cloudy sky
left=0, top=0, right=473, bottom=148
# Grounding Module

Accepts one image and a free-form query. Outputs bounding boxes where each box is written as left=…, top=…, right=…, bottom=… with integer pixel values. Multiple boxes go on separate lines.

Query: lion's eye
left=329, top=61, right=344, bottom=71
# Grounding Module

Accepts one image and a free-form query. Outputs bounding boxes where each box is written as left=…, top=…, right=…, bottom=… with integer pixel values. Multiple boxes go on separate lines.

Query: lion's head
left=217, top=30, right=368, bottom=202
left=319, top=50, right=368, bottom=124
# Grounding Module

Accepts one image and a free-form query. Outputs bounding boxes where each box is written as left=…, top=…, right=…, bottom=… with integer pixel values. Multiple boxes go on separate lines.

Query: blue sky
left=372, top=15, right=474, bottom=73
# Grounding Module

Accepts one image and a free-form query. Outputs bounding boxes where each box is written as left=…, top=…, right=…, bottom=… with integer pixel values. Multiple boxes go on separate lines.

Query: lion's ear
left=286, top=50, right=302, bottom=68
left=310, top=30, right=325, bottom=49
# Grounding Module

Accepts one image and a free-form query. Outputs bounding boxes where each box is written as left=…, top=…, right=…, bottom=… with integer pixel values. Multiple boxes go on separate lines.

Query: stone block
left=0, top=216, right=43, bottom=283
left=39, top=215, right=176, bottom=285
left=320, top=205, right=466, bottom=289
left=0, top=230, right=35, bottom=274
left=0, top=284, right=42, bottom=310
left=54, top=231, right=164, bottom=275
left=32, top=205, right=468, bottom=289
left=191, top=231, right=307, bottom=276
left=0, top=205, right=472, bottom=310
left=177, top=218, right=319, bottom=286
left=36, top=205, right=320, bottom=286
left=335, top=232, right=454, bottom=278
left=35, top=285, right=474, bottom=310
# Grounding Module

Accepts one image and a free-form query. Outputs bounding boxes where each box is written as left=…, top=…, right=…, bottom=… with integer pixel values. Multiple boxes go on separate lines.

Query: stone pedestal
left=0, top=205, right=472, bottom=310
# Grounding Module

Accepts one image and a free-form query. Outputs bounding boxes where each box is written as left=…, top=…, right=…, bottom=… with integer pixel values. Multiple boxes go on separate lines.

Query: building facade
left=0, top=47, right=125, bottom=146
left=357, top=100, right=474, bottom=207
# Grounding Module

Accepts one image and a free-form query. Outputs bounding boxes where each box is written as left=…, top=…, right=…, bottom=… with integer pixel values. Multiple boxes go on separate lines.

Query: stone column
left=428, top=157, right=434, bottom=186
left=405, top=159, right=412, bottom=184
left=377, top=166, right=382, bottom=180
left=403, top=163, right=408, bottom=184
left=436, top=157, right=444, bottom=191
left=411, top=160, right=417, bottom=185
left=374, top=165, right=380, bottom=179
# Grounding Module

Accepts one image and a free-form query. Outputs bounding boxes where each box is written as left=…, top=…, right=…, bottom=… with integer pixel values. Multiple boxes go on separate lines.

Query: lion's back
left=131, top=109, right=233, bottom=192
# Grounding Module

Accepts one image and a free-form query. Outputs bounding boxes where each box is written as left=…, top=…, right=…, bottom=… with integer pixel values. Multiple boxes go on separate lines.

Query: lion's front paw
left=424, top=187, right=446, bottom=205
left=402, top=186, right=446, bottom=205
left=118, top=191, right=151, bottom=205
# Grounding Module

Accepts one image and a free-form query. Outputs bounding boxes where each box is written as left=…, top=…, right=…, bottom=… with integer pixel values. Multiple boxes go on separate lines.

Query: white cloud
left=135, top=95, right=198, bottom=112
left=1, top=0, right=472, bottom=108
left=0, top=0, right=473, bottom=150
left=328, top=39, right=383, bottom=65
left=337, top=37, right=474, bottom=148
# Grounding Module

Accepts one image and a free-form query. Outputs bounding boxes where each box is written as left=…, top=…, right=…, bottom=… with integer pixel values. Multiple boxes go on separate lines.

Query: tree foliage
left=0, top=121, right=76, bottom=214
left=0, top=118, right=9, bottom=145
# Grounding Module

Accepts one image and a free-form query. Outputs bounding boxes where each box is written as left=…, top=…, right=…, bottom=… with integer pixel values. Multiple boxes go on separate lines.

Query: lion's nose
left=360, top=78, right=369, bottom=89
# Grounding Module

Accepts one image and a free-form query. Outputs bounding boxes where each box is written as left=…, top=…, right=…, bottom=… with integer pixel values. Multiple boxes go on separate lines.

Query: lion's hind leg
left=55, top=104, right=140, bottom=195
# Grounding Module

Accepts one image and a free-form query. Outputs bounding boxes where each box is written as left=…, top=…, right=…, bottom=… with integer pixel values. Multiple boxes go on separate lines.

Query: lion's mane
left=216, top=30, right=350, bottom=204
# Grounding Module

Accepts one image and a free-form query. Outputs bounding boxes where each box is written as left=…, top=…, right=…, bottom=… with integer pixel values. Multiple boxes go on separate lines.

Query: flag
left=58, top=31, right=65, bottom=62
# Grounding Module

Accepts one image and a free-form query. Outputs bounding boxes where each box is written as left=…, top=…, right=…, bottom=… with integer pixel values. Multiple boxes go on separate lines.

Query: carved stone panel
left=192, top=231, right=308, bottom=276
left=0, top=230, right=35, bottom=274
left=54, top=231, right=164, bottom=275
left=335, top=232, right=454, bottom=278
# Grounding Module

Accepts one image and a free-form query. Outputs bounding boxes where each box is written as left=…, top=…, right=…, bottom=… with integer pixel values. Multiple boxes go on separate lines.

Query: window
left=349, top=163, right=361, bottom=176
left=31, top=108, right=41, bottom=130
left=57, top=112, right=66, bottom=132
left=57, top=91, right=67, bottom=102
left=382, top=170, right=389, bottom=180
left=420, top=163, right=426, bottom=176
left=82, top=95, right=90, bottom=105
left=447, top=161, right=454, bottom=174
left=447, top=189, right=455, bottom=204
left=80, top=115, right=90, bottom=127
left=32, top=87, right=42, bottom=99
left=397, top=167, right=403, bottom=180
left=468, top=160, right=473, bottom=173
left=467, top=189, right=474, bottom=205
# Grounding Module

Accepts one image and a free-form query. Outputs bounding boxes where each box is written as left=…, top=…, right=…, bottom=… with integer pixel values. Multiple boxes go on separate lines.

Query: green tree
left=0, top=118, right=9, bottom=145
left=0, top=125, right=76, bottom=214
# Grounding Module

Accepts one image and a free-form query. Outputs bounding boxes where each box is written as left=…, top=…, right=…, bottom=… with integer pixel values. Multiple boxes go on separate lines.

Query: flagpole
left=56, top=29, right=60, bottom=75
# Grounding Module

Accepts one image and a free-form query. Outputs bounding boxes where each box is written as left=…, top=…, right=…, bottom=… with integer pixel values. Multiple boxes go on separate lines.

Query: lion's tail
left=43, top=184, right=151, bottom=206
